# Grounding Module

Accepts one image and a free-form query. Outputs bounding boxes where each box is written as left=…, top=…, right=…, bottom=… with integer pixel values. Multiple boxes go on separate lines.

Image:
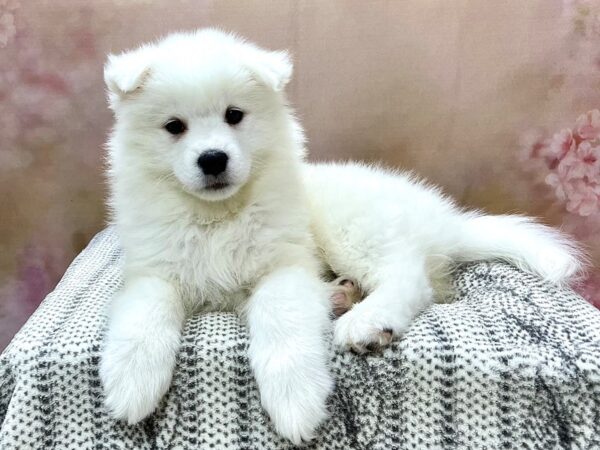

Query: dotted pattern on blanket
left=1, top=227, right=600, bottom=449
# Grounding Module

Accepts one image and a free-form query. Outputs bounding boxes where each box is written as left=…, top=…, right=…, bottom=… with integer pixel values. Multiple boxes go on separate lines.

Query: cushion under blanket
left=1, top=227, right=600, bottom=449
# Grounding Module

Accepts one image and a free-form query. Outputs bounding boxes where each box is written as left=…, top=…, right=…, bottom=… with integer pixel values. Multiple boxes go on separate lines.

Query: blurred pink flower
left=544, top=128, right=576, bottom=167
left=546, top=153, right=600, bottom=216
left=574, top=109, right=600, bottom=139
left=567, top=179, right=600, bottom=215
left=518, top=128, right=552, bottom=178
left=568, top=140, right=600, bottom=178
left=545, top=172, right=571, bottom=203
left=528, top=110, right=600, bottom=217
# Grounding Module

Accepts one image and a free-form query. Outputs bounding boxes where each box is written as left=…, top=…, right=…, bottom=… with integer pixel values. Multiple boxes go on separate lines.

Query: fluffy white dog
left=101, top=29, right=582, bottom=444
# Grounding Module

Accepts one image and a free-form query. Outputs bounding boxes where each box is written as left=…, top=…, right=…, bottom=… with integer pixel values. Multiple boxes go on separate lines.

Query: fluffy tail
left=454, top=214, right=586, bottom=285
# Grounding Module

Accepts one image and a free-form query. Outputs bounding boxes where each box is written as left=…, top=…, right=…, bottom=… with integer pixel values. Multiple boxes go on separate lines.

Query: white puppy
left=101, top=29, right=583, bottom=444
left=101, top=29, right=332, bottom=444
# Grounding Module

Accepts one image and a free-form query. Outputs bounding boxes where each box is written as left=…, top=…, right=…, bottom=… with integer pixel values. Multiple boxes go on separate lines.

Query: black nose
left=197, top=150, right=228, bottom=176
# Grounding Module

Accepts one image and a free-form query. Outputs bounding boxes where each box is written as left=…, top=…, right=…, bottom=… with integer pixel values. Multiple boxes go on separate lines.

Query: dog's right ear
left=104, top=47, right=152, bottom=104
left=240, top=46, right=293, bottom=93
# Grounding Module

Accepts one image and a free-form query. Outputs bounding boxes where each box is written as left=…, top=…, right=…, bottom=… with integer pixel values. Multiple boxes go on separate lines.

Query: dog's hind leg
left=333, top=247, right=433, bottom=353
left=330, top=277, right=364, bottom=318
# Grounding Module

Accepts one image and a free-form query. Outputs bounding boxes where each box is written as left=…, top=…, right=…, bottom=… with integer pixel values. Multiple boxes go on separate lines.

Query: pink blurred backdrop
left=1, top=0, right=599, bottom=351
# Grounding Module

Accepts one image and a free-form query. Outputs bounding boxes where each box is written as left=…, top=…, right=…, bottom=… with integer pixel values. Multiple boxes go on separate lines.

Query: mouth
left=204, top=182, right=230, bottom=191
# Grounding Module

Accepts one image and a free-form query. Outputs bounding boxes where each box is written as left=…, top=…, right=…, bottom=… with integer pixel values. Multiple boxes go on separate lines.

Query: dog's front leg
left=100, top=276, right=185, bottom=424
left=245, top=266, right=333, bottom=445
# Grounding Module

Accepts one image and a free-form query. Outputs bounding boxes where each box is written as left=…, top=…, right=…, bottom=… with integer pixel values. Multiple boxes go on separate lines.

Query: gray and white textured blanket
left=1, top=227, right=600, bottom=449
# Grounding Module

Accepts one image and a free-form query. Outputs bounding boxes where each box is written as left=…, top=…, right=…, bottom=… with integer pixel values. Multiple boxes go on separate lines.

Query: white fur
left=101, top=28, right=583, bottom=443
left=102, top=29, right=332, bottom=445
left=100, top=276, right=184, bottom=423
left=302, top=163, right=584, bottom=350
left=244, top=266, right=333, bottom=443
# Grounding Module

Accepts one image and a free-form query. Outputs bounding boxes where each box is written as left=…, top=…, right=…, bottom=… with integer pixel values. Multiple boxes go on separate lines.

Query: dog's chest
left=167, top=213, right=284, bottom=308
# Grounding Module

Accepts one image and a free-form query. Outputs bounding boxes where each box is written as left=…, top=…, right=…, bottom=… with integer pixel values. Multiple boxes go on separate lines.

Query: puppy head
left=105, top=29, right=294, bottom=202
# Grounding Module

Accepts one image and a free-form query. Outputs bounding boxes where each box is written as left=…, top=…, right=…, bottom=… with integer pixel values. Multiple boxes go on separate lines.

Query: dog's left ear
left=243, top=48, right=293, bottom=92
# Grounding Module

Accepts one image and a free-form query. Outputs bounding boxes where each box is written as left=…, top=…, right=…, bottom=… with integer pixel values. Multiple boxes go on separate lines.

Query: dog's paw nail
left=365, top=342, right=379, bottom=353
left=334, top=308, right=395, bottom=353
left=381, top=328, right=393, bottom=344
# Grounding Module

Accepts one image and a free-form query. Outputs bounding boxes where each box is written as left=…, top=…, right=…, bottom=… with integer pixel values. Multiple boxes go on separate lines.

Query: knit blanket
left=1, top=227, right=600, bottom=449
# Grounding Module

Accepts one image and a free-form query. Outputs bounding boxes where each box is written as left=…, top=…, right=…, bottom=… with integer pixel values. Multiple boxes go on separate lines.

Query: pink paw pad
left=330, top=277, right=363, bottom=318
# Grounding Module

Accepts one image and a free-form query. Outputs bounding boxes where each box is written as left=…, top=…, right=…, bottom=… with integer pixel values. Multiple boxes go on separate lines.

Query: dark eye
left=164, top=118, right=187, bottom=135
left=225, top=107, right=244, bottom=125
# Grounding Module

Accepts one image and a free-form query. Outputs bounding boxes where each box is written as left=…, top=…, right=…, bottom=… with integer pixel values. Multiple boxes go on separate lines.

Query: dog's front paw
left=259, top=357, right=333, bottom=445
left=100, top=338, right=176, bottom=424
left=333, top=304, right=397, bottom=354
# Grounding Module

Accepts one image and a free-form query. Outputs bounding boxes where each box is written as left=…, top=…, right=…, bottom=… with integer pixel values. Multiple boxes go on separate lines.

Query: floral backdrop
left=1, top=0, right=599, bottom=351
